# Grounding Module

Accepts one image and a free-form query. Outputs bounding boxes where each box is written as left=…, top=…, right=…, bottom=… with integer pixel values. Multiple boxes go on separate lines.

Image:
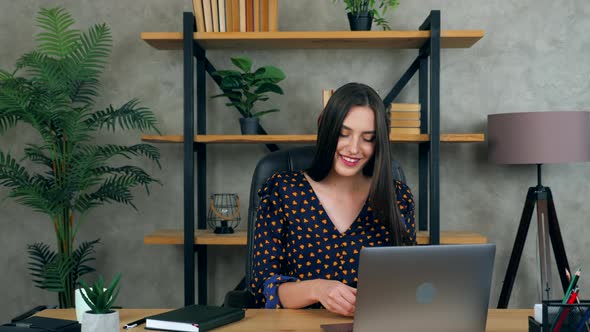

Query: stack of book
left=192, top=0, right=278, bottom=32
left=322, top=89, right=422, bottom=135
left=389, top=103, right=421, bottom=135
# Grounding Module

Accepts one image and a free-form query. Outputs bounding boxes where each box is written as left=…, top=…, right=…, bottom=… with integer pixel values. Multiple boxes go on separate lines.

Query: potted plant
left=211, top=56, right=286, bottom=134
left=0, top=7, right=161, bottom=308
left=79, top=274, right=121, bottom=332
left=333, top=0, right=400, bottom=31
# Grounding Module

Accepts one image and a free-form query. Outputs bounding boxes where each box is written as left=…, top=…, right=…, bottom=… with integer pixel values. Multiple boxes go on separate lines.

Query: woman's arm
left=278, top=279, right=357, bottom=316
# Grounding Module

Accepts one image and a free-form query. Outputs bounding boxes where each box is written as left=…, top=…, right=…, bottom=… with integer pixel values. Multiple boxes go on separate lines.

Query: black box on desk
left=528, top=300, right=590, bottom=332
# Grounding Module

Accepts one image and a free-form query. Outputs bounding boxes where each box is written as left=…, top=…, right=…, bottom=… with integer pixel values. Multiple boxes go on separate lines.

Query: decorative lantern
left=207, top=193, right=240, bottom=234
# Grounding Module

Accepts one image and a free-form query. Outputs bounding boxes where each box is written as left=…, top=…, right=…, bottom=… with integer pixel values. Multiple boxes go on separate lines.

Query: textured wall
left=1, top=0, right=590, bottom=322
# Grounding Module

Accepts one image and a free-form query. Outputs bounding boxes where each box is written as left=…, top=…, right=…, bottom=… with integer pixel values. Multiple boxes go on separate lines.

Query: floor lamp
left=488, top=111, right=590, bottom=309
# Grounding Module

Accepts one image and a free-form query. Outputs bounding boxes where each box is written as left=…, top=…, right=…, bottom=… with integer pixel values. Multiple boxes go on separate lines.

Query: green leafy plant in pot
left=79, top=274, right=121, bottom=332
left=211, top=56, right=286, bottom=135
left=0, top=7, right=161, bottom=308
left=334, top=0, right=400, bottom=30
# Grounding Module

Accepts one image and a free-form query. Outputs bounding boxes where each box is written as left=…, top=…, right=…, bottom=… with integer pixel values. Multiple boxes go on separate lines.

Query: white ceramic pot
left=81, top=310, right=119, bottom=332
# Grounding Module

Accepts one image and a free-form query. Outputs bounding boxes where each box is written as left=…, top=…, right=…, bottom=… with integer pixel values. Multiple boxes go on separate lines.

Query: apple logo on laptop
left=416, top=282, right=436, bottom=304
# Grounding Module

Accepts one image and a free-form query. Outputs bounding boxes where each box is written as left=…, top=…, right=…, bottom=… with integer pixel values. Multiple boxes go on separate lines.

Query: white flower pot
left=82, top=310, right=119, bottom=332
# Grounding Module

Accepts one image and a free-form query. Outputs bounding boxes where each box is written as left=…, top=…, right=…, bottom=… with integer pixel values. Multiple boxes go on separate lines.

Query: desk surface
left=37, top=308, right=532, bottom=332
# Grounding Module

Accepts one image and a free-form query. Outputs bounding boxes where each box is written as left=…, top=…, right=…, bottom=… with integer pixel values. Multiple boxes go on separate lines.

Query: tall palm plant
left=0, top=7, right=161, bottom=308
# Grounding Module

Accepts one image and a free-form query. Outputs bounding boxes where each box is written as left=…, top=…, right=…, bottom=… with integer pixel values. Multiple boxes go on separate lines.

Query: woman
left=250, top=83, right=416, bottom=316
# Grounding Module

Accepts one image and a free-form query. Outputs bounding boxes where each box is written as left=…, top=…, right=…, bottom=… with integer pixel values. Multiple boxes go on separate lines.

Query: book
left=225, top=0, right=234, bottom=32
left=246, top=0, right=254, bottom=31
left=145, top=305, right=245, bottom=332
left=391, top=111, right=420, bottom=120
left=231, top=0, right=240, bottom=32
left=391, top=119, right=420, bottom=127
left=389, top=103, right=420, bottom=112
left=253, top=0, right=260, bottom=31
left=260, top=0, right=269, bottom=31
left=268, top=0, right=278, bottom=31
left=391, top=127, right=421, bottom=134
left=211, top=0, right=220, bottom=32
left=202, top=0, right=213, bottom=32
left=218, top=0, right=226, bottom=32
left=239, top=0, right=246, bottom=32
left=192, top=0, right=206, bottom=32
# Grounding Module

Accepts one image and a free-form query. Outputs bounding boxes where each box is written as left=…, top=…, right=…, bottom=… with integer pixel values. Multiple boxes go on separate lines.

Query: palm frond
left=93, top=165, right=161, bottom=191
left=80, top=143, right=161, bottom=167
left=68, top=23, right=111, bottom=80
left=16, top=51, right=64, bottom=88
left=82, top=175, right=150, bottom=210
left=38, top=254, right=77, bottom=292
left=27, top=242, right=57, bottom=289
left=23, top=144, right=54, bottom=168
left=72, top=239, right=99, bottom=283
left=84, top=99, right=160, bottom=134
left=0, top=77, right=32, bottom=131
left=0, top=151, right=32, bottom=189
left=0, top=112, right=19, bottom=134
left=35, top=7, right=80, bottom=59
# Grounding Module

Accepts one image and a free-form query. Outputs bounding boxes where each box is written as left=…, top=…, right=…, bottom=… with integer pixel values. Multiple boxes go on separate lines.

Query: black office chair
left=223, top=146, right=406, bottom=308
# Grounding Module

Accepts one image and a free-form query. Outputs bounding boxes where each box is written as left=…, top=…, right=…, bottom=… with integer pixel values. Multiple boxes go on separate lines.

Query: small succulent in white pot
left=79, top=274, right=121, bottom=332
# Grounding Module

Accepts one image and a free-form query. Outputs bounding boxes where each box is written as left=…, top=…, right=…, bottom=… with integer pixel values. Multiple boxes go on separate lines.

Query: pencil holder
left=528, top=300, right=590, bottom=332
left=207, top=193, right=241, bottom=234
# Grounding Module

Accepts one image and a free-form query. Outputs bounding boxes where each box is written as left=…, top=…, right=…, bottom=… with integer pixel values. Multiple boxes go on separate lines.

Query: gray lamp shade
left=488, top=111, right=590, bottom=164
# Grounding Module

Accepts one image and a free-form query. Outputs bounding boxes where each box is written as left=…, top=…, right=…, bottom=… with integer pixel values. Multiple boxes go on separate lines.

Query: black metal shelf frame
left=182, top=10, right=442, bottom=306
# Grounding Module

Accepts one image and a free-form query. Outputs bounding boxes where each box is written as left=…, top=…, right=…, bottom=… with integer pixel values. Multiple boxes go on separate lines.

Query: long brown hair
left=307, top=82, right=410, bottom=246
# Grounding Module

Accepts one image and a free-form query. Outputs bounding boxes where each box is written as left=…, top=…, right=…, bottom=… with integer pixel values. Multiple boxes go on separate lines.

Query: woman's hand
left=312, top=280, right=357, bottom=317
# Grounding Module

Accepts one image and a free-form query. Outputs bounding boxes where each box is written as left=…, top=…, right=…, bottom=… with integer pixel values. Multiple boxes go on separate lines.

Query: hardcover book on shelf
left=211, top=0, right=220, bottom=32
left=253, top=0, right=260, bottom=31
left=218, top=0, right=227, bottom=32
left=246, top=0, right=254, bottom=31
left=231, top=0, right=240, bottom=32
left=268, top=0, right=278, bottom=31
left=260, top=0, right=269, bottom=31
left=192, top=0, right=206, bottom=32
left=202, top=0, right=214, bottom=32
left=239, top=0, right=246, bottom=32
left=145, top=305, right=245, bottom=332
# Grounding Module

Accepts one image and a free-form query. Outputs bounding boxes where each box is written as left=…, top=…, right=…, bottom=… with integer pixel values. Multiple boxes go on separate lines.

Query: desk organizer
left=529, top=300, right=590, bottom=332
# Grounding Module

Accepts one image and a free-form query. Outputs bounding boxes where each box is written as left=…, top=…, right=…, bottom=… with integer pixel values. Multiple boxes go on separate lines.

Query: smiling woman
left=249, top=83, right=416, bottom=317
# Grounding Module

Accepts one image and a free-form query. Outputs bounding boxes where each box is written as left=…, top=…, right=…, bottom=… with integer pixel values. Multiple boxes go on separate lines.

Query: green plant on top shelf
left=334, top=0, right=400, bottom=30
left=211, top=56, right=286, bottom=118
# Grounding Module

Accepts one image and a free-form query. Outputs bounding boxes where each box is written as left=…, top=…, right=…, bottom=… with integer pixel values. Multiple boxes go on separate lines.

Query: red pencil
left=553, top=288, right=579, bottom=332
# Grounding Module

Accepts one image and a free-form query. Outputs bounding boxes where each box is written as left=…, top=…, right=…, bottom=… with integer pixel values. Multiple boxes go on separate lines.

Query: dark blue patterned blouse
left=250, top=170, right=416, bottom=308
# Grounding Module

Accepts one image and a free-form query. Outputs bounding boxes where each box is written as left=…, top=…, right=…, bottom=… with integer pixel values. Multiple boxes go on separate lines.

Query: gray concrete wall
left=1, top=0, right=589, bottom=321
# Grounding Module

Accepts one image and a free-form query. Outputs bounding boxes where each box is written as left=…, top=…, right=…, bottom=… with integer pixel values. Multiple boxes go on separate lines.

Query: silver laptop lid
left=353, top=244, right=495, bottom=332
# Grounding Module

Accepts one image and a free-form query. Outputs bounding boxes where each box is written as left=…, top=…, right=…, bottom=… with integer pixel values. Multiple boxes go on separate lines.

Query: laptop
left=322, top=244, right=496, bottom=332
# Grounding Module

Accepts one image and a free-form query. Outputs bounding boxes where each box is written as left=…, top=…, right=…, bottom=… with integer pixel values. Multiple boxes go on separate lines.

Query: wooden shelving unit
left=141, top=10, right=486, bottom=306
left=144, top=229, right=487, bottom=246
left=141, top=30, right=484, bottom=50
left=142, top=133, right=485, bottom=144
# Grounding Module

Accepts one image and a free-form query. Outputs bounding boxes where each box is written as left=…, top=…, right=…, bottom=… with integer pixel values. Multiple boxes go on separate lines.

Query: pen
left=123, top=318, right=146, bottom=330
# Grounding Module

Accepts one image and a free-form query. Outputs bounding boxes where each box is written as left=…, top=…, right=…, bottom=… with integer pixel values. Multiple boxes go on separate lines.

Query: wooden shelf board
left=144, top=229, right=487, bottom=246
left=141, top=30, right=484, bottom=50
left=142, top=133, right=485, bottom=144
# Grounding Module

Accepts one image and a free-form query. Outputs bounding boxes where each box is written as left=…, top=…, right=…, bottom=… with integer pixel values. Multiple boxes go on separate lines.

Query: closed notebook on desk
left=145, top=305, right=244, bottom=332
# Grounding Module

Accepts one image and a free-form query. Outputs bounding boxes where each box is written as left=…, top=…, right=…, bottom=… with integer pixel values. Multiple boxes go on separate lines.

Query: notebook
left=145, top=305, right=244, bottom=332
left=321, top=244, right=496, bottom=332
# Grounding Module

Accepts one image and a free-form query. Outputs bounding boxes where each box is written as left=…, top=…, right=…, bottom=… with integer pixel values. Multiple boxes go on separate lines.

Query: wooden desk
left=37, top=308, right=532, bottom=332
